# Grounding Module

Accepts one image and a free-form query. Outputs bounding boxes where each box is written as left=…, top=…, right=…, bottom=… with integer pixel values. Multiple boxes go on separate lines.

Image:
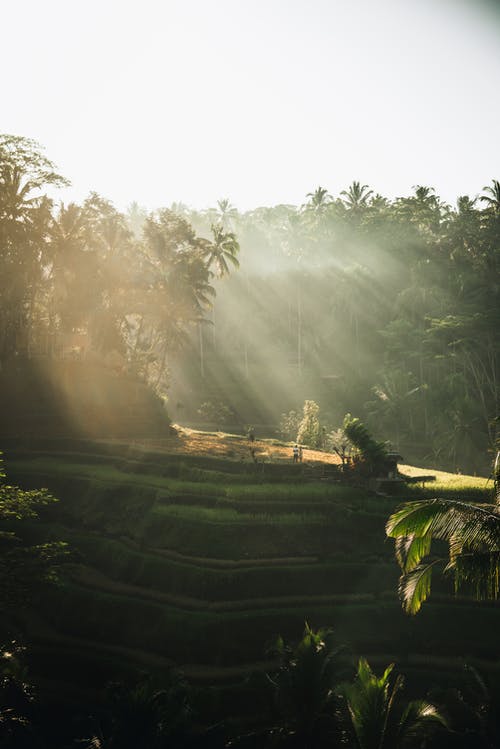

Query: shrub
left=297, top=401, right=321, bottom=448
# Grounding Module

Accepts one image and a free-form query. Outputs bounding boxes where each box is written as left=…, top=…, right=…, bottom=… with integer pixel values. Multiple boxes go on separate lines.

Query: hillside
left=0, top=359, right=172, bottom=439
left=2, top=432, right=496, bottom=727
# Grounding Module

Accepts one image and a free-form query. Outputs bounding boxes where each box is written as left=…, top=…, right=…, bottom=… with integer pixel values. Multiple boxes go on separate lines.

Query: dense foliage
left=0, top=453, right=67, bottom=609
left=180, top=183, right=499, bottom=474
left=0, top=135, right=239, bottom=392
left=387, top=447, right=500, bottom=614
left=1, top=133, right=498, bottom=471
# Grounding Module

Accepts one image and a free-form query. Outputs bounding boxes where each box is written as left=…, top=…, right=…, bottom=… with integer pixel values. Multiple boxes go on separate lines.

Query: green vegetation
left=0, top=453, right=68, bottom=611
left=343, top=414, right=389, bottom=475
left=339, top=658, right=446, bottom=749
left=1, top=135, right=498, bottom=474
left=3, top=448, right=493, bottom=665
left=266, top=623, right=345, bottom=746
left=1, top=132, right=499, bottom=746
left=297, top=400, right=322, bottom=448
left=387, top=452, right=500, bottom=614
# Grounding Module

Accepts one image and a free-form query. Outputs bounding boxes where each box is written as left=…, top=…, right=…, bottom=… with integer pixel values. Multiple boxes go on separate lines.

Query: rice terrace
left=2, top=422, right=498, bottom=746
left=2, top=1, right=500, bottom=745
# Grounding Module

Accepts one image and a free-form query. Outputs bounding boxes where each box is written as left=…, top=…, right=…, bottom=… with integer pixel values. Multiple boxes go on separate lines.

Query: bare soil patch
left=132, top=425, right=342, bottom=465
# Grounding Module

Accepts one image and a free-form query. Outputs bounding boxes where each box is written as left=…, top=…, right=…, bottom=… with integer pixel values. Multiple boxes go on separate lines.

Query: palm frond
left=398, top=700, right=447, bottom=741
left=394, top=532, right=433, bottom=573
left=446, top=550, right=500, bottom=600
left=387, top=499, right=500, bottom=552
left=398, top=561, right=441, bottom=615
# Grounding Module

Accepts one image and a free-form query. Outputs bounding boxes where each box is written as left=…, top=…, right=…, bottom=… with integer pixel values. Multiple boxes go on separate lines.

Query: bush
left=297, top=401, right=321, bottom=448
left=278, top=410, right=300, bottom=442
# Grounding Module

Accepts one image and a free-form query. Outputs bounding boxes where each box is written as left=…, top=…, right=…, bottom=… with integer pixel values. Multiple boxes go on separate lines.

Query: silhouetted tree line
left=0, top=135, right=239, bottom=391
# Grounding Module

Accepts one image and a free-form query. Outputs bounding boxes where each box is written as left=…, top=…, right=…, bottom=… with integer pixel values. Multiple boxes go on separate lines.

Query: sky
left=2, top=0, right=500, bottom=212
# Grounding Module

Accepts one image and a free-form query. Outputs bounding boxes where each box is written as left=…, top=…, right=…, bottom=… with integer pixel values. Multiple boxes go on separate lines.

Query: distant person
left=293, top=444, right=299, bottom=463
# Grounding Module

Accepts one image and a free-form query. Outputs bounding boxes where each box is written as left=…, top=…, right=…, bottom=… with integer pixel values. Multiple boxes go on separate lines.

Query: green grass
left=35, top=578, right=500, bottom=670
left=8, top=444, right=497, bottom=702
left=400, top=465, right=493, bottom=497
left=57, top=530, right=396, bottom=600
left=152, top=503, right=326, bottom=524
left=226, top=482, right=360, bottom=501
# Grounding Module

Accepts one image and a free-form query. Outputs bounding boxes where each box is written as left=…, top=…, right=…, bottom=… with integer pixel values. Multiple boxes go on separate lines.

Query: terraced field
left=3, top=438, right=498, bottom=709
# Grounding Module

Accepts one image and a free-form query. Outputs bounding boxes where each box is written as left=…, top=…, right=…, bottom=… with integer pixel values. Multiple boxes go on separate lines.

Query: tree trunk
left=297, top=284, right=302, bottom=377
left=199, top=323, right=205, bottom=379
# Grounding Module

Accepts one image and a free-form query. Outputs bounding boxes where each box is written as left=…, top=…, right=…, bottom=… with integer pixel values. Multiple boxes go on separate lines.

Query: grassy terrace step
left=7, top=457, right=399, bottom=518
left=58, top=532, right=396, bottom=600
left=135, top=543, right=321, bottom=568
left=71, top=563, right=394, bottom=611
left=5, top=442, right=494, bottom=700
left=34, top=581, right=500, bottom=668
left=6, top=454, right=379, bottom=502
left=10, top=459, right=394, bottom=559
left=2, top=440, right=313, bottom=479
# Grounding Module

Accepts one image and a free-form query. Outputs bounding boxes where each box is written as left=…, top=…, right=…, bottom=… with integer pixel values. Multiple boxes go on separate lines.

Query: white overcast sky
left=2, top=0, right=500, bottom=211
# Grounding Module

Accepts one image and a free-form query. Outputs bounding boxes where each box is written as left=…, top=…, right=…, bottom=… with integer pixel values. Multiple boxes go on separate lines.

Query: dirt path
left=125, top=426, right=342, bottom=465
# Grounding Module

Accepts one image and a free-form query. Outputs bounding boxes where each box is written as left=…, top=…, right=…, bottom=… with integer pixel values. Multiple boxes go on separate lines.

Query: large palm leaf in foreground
left=386, top=495, right=500, bottom=614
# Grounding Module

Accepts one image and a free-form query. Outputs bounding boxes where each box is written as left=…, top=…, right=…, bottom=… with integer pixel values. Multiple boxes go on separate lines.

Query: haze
left=3, top=0, right=500, bottom=211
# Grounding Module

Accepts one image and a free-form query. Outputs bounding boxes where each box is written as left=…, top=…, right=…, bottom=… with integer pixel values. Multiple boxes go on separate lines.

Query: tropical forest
left=1, top=129, right=499, bottom=747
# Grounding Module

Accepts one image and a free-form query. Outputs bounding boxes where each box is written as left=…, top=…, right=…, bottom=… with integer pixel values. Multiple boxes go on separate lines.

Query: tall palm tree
left=479, top=179, right=500, bottom=213
left=141, top=209, right=216, bottom=382
left=0, top=163, right=54, bottom=358
left=203, top=224, right=240, bottom=350
left=215, top=197, right=238, bottom=229
left=386, top=454, right=500, bottom=614
left=0, top=164, right=40, bottom=220
left=305, top=186, right=332, bottom=213
left=339, top=658, right=445, bottom=749
left=48, top=203, right=99, bottom=337
left=340, top=181, right=373, bottom=210
left=204, top=224, right=240, bottom=279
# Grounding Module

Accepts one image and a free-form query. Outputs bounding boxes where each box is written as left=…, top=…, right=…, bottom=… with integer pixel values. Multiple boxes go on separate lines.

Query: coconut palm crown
left=339, top=658, right=445, bottom=749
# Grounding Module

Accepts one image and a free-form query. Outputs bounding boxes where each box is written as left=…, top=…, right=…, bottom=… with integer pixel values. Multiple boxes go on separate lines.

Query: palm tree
left=205, top=224, right=240, bottom=279
left=342, top=413, right=389, bottom=476
left=456, top=195, right=477, bottom=215
left=304, top=186, right=332, bottom=213
left=0, top=164, right=40, bottom=220
left=48, top=203, right=101, bottom=339
left=340, top=181, right=373, bottom=210
left=203, top=224, right=239, bottom=350
left=413, top=185, right=436, bottom=204
left=141, top=209, right=216, bottom=383
left=386, top=454, right=500, bottom=614
left=339, top=658, right=445, bottom=749
left=215, top=197, right=238, bottom=229
left=479, top=179, right=500, bottom=213
left=268, top=623, right=345, bottom=747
